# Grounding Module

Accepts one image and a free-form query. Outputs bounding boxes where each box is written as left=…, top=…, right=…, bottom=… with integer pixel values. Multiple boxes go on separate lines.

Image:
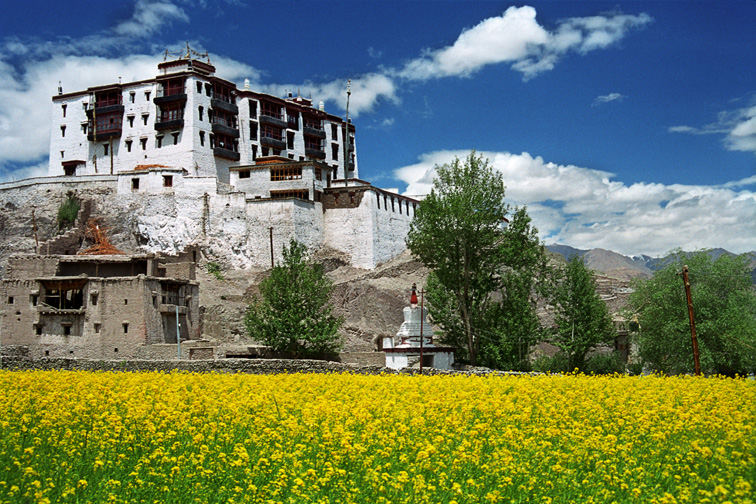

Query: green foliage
left=630, top=250, right=756, bottom=375
left=480, top=207, right=548, bottom=371
left=407, top=152, right=509, bottom=365
left=206, top=261, right=224, bottom=281
left=551, top=256, right=616, bottom=371
left=584, top=352, right=625, bottom=375
left=57, top=191, right=80, bottom=230
left=244, top=240, right=343, bottom=357
left=531, top=352, right=569, bottom=373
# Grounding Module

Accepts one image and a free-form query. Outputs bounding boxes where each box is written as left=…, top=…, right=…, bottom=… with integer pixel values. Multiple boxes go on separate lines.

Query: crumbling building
left=1, top=250, right=200, bottom=359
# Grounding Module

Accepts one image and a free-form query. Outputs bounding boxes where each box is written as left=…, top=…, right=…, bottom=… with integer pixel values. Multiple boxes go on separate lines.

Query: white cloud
left=114, top=0, right=189, bottom=37
left=592, top=92, right=625, bottom=107
left=260, top=73, right=398, bottom=117
left=669, top=99, right=756, bottom=155
left=394, top=150, right=756, bottom=256
left=398, top=6, right=651, bottom=80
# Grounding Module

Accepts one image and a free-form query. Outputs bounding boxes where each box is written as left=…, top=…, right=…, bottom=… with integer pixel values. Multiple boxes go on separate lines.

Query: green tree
left=244, top=240, right=343, bottom=357
left=407, top=152, right=509, bottom=364
left=552, top=256, right=615, bottom=371
left=630, top=251, right=756, bottom=375
left=481, top=207, right=548, bottom=370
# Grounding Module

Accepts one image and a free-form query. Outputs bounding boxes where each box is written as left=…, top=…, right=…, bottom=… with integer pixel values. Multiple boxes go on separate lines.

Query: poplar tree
left=406, top=152, right=509, bottom=365
left=552, top=256, right=615, bottom=371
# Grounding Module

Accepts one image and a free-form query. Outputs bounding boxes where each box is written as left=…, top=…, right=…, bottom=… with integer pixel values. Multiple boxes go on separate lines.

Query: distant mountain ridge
left=546, top=245, right=756, bottom=282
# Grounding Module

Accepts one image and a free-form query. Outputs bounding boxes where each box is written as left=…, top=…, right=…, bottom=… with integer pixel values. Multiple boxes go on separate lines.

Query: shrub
left=532, top=352, right=570, bottom=373
left=206, top=261, right=224, bottom=281
left=57, top=192, right=80, bottom=230
left=584, top=352, right=626, bottom=375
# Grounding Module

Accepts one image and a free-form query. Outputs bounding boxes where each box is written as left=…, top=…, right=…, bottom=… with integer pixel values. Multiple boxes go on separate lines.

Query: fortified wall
left=0, top=166, right=416, bottom=272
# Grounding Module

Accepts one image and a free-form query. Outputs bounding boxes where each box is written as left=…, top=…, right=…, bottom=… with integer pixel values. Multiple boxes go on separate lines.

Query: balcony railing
left=154, top=93, right=187, bottom=105
left=260, top=114, right=287, bottom=129
left=211, top=97, right=238, bottom=114
left=305, top=148, right=326, bottom=160
left=261, top=136, right=286, bottom=150
left=155, top=119, right=184, bottom=131
left=86, top=104, right=124, bottom=118
left=303, top=126, right=326, bottom=138
left=213, top=147, right=240, bottom=160
left=211, top=122, right=239, bottom=138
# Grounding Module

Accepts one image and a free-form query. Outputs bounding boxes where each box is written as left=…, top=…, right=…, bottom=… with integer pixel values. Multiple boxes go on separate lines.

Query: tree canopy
left=406, top=152, right=509, bottom=364
left=244, top=240, right=343, bottom=357
left=551, top=256, right=616, bottom=371
left=630, top=251, right=756, bottom=375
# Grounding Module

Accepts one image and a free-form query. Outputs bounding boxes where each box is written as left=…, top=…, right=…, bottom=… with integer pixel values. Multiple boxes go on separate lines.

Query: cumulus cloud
left=394, top=150, right=756, bottom=256
left=398, top=6, right=651, bottom=80
left=592, top=92, right=625, bottom=107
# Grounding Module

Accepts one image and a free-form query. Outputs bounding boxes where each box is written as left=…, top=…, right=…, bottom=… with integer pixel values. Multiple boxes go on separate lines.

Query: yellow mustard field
left=0, top=371, right=753, bottom=504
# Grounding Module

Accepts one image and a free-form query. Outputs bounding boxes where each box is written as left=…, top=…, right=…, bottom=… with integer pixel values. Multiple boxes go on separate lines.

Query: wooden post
left=682, top=265, right=701, bottom=376
left=269, top=227, right=274, bottom=268
left=419, top=287, right=425, bottom=374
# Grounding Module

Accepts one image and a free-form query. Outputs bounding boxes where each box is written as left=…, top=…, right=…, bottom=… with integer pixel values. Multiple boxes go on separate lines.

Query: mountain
left=547, top=245, right=756, bottom=282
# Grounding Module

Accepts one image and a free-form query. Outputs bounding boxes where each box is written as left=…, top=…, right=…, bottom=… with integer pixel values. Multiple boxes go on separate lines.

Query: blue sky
left=0, top=0, right=754, bottom=256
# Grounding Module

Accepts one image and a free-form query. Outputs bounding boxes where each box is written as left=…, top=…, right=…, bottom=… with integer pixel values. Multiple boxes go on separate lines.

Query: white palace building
left=0, top=50, right=419, bottom=269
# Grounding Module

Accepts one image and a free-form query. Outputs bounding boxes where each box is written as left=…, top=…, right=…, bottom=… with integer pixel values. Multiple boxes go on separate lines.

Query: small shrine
left=383, top=284, right=455, bottom=370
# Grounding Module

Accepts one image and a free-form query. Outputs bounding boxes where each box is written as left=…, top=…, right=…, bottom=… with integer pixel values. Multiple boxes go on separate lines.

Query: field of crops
left=0, top=371, right=753, bottom=504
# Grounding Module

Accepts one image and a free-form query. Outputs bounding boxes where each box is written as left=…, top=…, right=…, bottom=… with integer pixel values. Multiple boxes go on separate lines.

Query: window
left=331, top=124, right=337, bottom=138
left=172, top=133, right=179, bottom=145
left=287, top=131, right=295, bottom=149
left=199, top=131, right=205, bottom=146
left=123, top=323, right=129, bottom=334
left=7, top=296, right=13, bottom=304
left=196, top=81, right=202, bottom=93
left=90, top=293, right=98, bottom=305
left=270, top=189, right=308, bottom=200
left=144, top=91, right=151, bottom=101
left=140, top=138, right=147, bottom=150
left=252, top=144, right=257, bottom=159
left=315, top=167, right=322, bottom=179
left=209, top=134, right=215, bottom=148
left=399, top=199, right=402, bottom=214
left=163, top=175, right=173, bottom=187
left=260, top=125, right=283, bottom=141
left=60, top=125, right=66, bottom=137
left=94, top=323, right=101, bottom=333
left=62, top=104, right=67, bottom=117
left=249, top=121, right=257, bottom=140
left=103, top=144, right=109, bottom=156
left=156, top=135, right=163, bottom=148
left=63, top=325, right=71, bottom=336
left=249, top=100, right=257, bottom=118
left=35, top=324, right=42, bottom=335
left=128, top=116, right=135, bottom=127
left=287, top=110, right=299, bottom=129
left=31, top=294, right=38, bottom=306
left=391, top=198, right=395, bottom=212
left=142, top=114, right=149, bottom=125
left=205, top=83, right=211, bottom=97
left=377, top=193, right=380, bottom=209
left=331, top=143, right=339, bottom=160
left=270, top=166, right=302, bottom=181
left=131, top=177, right=139, bottom=190
left=239, top=170, right=250, bottom=179
left=81, top=123, right=88, bottom=134
left=261, top=101, right=282, bottom=119
left=60, top=151, right=64, bottom=159
left=129, top=91, right=135, bottom=103
left=125, top=140, right=132, bottom=152
left=198, top=106, right=204, bottom=121
left=124, top=299, right=128, bottom=305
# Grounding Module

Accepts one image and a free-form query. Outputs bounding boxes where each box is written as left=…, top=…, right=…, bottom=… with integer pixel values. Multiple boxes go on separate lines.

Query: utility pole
left=344, top=79, right=351, bottom=187
left=681, top=265, right=701, bottom=376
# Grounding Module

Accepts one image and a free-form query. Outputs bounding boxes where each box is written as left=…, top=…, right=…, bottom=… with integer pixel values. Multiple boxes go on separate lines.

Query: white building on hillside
left=49, top=49, right=357, bottom=184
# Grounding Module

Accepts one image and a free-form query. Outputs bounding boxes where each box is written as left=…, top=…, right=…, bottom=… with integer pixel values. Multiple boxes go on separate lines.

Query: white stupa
left=383, top=284, right=455, bottom=370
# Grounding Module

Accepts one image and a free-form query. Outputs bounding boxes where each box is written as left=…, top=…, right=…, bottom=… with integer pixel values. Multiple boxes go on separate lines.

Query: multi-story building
left=49, top=53, right=357, bottom=184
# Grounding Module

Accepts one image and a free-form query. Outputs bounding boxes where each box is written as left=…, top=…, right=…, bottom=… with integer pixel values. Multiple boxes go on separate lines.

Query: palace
left=0, top=50, right=419, bottom=270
